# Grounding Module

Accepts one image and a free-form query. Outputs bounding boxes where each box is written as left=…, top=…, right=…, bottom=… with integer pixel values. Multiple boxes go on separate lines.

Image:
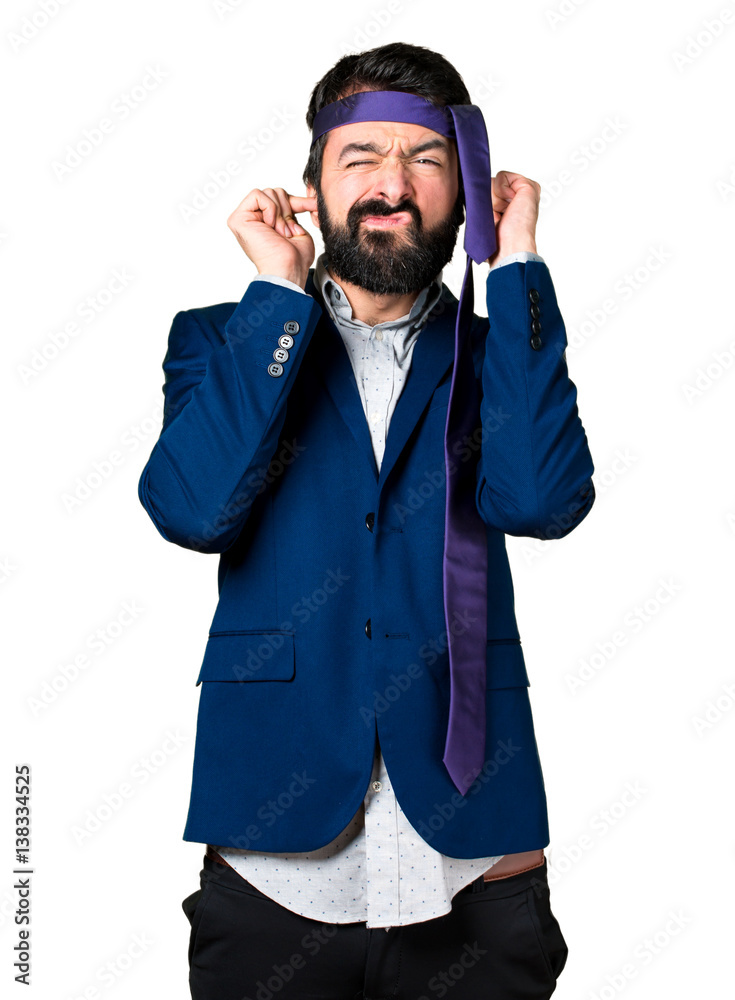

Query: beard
left=315, top=184, right=465, bottom=296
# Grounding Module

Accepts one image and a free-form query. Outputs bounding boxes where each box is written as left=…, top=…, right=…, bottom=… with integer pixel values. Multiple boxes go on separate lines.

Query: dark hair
left=302, top=42, right=471, bottom=197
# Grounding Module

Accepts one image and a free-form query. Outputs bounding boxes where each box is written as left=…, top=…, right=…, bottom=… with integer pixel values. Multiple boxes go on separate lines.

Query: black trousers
left=183, top=854, right=568, bottom=1000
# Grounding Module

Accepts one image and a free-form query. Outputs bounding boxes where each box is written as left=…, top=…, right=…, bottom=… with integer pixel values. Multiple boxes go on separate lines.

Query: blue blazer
left=138, top=259, right=594, bottom=858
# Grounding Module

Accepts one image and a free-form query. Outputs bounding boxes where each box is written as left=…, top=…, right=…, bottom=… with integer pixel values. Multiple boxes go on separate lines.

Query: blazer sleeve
left=475, top=259, right=595, bottom=539
left=138, top=280, right=322, bottom=553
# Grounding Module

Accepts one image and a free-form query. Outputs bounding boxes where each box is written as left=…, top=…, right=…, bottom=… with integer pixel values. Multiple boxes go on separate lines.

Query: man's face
left=306, top=118, right=464, bottom=296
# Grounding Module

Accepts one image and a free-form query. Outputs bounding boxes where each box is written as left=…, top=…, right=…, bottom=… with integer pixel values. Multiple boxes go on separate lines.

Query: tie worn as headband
left=311, top=89, right=495, bottom=796
left=311, top=90, right=496, bottom=264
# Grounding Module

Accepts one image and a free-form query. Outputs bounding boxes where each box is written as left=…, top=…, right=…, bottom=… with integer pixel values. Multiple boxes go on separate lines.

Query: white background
left=3, top=0, right=733, bottom=996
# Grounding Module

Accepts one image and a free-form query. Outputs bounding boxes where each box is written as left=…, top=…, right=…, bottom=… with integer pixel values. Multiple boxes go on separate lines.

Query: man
left=138, top=41, right=594, bottom=1000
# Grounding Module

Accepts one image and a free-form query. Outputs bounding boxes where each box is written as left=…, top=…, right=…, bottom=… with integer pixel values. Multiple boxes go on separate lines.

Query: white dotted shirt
left=213, top=249, right=544, bottom=929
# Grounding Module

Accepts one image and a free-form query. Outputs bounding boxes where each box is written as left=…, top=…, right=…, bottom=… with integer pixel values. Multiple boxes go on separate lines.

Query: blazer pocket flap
left=486, top=639, right=530, bottom=689
left=196, top=631, right=295, bottom=685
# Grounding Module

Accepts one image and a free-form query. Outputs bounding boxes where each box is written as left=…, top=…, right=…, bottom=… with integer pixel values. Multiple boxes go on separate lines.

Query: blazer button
left=273, top=347, right=289, bottom=363
left=268, top=362, right=284, bottom=377
left=531, top=319, right=542, bottom=335
left=530, top=303, right=540, bottom=319
left=530, top=335, right=543, bottom=351
left=365, top=512, right=375, bottom=532
left=284, top=320, right=300, bottom=335
left=365, top=618, right=372, bottom=639
left=529, top=288, right=540, bottom=304
left=278, top=334, right=294, bottom=349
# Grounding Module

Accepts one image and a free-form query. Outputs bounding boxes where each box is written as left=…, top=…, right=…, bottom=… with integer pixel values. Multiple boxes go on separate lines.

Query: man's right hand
left=227, top=187, right=317, bottom=289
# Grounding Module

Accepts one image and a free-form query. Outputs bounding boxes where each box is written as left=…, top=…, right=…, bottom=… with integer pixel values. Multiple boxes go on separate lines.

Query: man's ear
left=305, top=183, right=321, bottom=229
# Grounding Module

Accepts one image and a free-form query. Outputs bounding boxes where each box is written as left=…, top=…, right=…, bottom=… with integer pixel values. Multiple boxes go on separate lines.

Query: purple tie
left=312, top=91, right=497, bottom=795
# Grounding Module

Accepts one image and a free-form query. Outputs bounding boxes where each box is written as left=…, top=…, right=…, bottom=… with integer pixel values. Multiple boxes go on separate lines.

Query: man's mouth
left=361, top=213, right=411, bottom=228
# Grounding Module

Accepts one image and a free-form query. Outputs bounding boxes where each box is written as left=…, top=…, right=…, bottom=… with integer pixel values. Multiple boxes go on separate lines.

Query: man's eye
left=346, top=159, right=440, bottom=167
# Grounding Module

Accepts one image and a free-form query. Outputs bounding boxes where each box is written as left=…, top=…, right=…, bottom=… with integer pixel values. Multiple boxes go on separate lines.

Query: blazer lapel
left=377, top=286, right=458, bottom=493
left=303, top=271, right=460, bottom=493
left=305, top=272, right=379, bottom=482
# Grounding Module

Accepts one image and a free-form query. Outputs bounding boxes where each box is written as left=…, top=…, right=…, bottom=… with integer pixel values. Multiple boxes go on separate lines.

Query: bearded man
left=139, top=40, right=595, bottom=1000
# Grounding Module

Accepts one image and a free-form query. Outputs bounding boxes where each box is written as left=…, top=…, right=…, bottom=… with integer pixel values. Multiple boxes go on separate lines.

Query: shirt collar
left=314, top=252, right=443, bottom=342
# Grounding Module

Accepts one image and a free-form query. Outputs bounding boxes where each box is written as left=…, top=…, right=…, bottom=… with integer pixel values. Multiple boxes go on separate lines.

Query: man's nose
left=368, top=160, right=415, bottom=205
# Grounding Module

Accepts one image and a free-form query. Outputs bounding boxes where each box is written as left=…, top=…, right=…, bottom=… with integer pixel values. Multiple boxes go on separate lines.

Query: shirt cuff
left=489, top=251, right=546, bottom=271
left=251, top=274, right=308, bottom=295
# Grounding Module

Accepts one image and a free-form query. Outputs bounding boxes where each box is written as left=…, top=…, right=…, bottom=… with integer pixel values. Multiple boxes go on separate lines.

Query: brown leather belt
left=206, top=844, right=544, bottom=880
left=206, top=844, right=236, bottom=869
left=482, top=849, right=544, bottom=880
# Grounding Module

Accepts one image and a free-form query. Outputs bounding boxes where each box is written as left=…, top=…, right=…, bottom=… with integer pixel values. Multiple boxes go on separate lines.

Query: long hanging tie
left=311, top=91, right=497, bottom=795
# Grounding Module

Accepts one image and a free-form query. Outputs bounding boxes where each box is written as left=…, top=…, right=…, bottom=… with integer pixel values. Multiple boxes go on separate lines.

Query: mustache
left=353, top=203, right=419, bottom=224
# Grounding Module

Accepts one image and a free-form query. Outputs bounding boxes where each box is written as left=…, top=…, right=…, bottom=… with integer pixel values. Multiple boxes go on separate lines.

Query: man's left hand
left=486, top=171, right=541, bottom=266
